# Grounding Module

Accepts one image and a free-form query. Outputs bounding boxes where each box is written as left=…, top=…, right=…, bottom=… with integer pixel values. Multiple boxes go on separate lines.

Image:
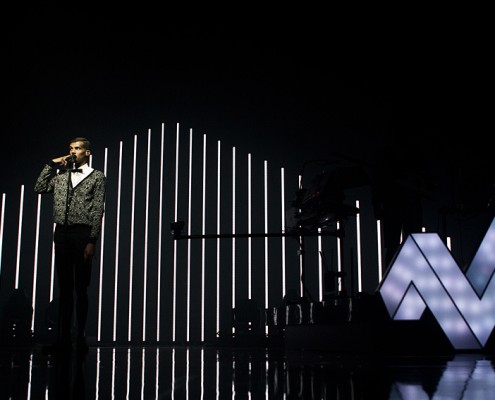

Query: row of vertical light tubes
left=0, top=121, right=407, bottom=342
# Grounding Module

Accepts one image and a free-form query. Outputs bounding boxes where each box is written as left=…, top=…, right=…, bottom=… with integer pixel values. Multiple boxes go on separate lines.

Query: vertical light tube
left=280, top=169, right=286, bottom=298
left=263, top=161, right=269, bottom=335
left=232, top=358, right=236, bottom=399
left=376, top=219, right=383, bottom=283
left=186, top=348, right=190, bottom=399
left=27, top=353, right=33, bottom=400
left=216, top=141, right=221, bottom=337
left=298, top=175, right=303, bottom=296
left=47, top=169, right=57, bottom=302
left=247, top=153, right=252, bottom=300
left=156, top=123, right=165, bottom=342
left=142, top=129, right=151, bottom=342
left=110, top=144, right=122, bottom=341
left=155, top=348, right=160, bottom=399
left=140, top=348, right=146, bottom=399
left=201, top=348, right=205, bottom=400
left=215, top=349, right=220, bottom=399
left=98, top=147, right=109, bottom=341
left=265, top=359, right=269, bottom=400
left=0, top=193, right=5, bottom=277
left=15, top=185, right=24, bottom=289
left=171, top=348, right=176, bottom=399
left=317, top=228, right=323, bottom=302
left=201, top=133, right=207, bottom=342
left=49, top=224, right=56, bottom=301
left=185, top=348, right=191, bottom=400
left=126, top=134, right=138, bottom=342
left=95, top=348, right=101, bottom=399
left=232, top=147, right=236, bottom=333
left=447, top=236, right=452, bottom=251
left=31, top=194, right=42, bottom=332
left=186, top=128, right=193, bottom=342
left=172, top=123, right=180, bottom=342
left=356, top=200, right=362, bottom=293
left=125, top=349, right=130, bottom=399
left=337, top=221, right=342, bottom=292
left=112, top=349, right=117, bottom=399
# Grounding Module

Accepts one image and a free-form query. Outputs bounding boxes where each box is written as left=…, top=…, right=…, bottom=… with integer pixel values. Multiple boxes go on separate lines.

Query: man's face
left=69, top=141, right=90, bottom=164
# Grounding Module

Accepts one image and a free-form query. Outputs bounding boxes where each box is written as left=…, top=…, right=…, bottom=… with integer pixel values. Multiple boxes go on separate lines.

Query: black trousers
left=54, top=224, right=93, bottom=342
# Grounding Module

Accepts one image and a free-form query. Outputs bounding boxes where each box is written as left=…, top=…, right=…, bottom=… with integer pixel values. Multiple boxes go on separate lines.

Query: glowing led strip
left=156, top=124, right=165, bottom=341
left=318, top=228, right=322, bottom=301
left=126, top=134, right=138, bottom=342
left=376, top=219, right=383, bottom=283
left=232, top=147, right=236, bottom=332
left=49, top=224, right=55, bottom=301
left=355, top=200, right=362, bottom=293
left=31, top=195, right=42, bottom=332
left=264, top=160, right=268, bottom=335
left=140, top=348, right=146, bottom=398
left=0, top=193, right=5, bottom=278
left=336, top=221, right=342, bottom=292
left=201, top=133, right=207, bottom=342
left=216, top=141, right=221, bottom=337
left=172, top=123, right=180, bottom=342
left=186, top=129, right=193, bottom=342
left=142, top=129, right=151, bottom=341
left=380, top=217, right=495, bottom=349
left=201, top=348, right=205, bottom=400
left=98, top=146, right=110, bottom=341
left=186, top=348, right=190, bottom=399
left=15, top=185, right=24, bottom=289
left=280, top=168, right=286, bottom=298
left=248, top=153, right=252, bottom=299
left=110, top=143, right=122, bottom=341
left=155, top=348, right=160, bottom=399
left=298, top=175, right=303, bottom=297
left=95, top=348, right=101, bottom=399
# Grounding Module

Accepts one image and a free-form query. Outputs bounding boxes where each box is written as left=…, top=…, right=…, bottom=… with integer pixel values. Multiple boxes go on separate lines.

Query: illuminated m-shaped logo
left=379, top=217, right=495, bottom=350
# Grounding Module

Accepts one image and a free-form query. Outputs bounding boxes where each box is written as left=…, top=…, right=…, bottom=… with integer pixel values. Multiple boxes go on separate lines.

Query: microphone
left=65, top=154, right=76, bottom=162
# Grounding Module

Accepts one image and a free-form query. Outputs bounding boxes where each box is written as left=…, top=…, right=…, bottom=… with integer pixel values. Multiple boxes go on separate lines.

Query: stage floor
left=1, top=341, right=495, bottom=399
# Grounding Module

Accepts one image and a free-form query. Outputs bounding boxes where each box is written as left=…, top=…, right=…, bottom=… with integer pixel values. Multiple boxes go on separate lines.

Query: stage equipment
left=171, top=160, right=369, bottom=308
left=286, top=163, right=369, bottom=233
left=232, top=299, right=262, bottom=335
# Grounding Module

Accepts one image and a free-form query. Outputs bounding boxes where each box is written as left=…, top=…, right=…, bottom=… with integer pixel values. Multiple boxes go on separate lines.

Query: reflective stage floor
left=2, top=341, right=495, bottom=399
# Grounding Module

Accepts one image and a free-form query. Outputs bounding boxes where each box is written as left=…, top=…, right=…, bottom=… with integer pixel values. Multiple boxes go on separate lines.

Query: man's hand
left=84, top=243, right=96, bottom=260
left=52, top=155, right=74, bottom=168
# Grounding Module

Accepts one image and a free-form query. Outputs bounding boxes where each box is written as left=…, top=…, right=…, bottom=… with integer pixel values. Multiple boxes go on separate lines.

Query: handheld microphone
left=65, top=154, right=76, bottom=162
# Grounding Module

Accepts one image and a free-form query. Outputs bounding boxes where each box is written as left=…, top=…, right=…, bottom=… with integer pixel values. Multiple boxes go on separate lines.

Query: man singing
left=35, top=137, right=106, bottom=352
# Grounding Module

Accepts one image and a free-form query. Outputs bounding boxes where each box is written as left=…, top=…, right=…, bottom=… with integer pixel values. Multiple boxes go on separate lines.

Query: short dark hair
left=69, top=137, right=91, bottom=151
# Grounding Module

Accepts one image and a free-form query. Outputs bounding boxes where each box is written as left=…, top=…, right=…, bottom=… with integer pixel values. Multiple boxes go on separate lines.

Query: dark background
left=1, top=5, right=493, bottom=258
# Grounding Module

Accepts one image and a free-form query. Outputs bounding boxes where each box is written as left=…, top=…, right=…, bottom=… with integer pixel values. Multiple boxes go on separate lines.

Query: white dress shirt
left=71, top=163, right=94, bottom=188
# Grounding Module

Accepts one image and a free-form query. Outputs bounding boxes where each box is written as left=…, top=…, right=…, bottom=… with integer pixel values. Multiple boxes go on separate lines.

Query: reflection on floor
left=1, top=342, right=495, bottom=399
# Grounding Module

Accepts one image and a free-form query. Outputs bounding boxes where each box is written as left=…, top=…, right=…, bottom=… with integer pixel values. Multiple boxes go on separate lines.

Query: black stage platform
left=2, top=293, right=495, bottom=398
left=1, top=342, right=495, bottom=399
